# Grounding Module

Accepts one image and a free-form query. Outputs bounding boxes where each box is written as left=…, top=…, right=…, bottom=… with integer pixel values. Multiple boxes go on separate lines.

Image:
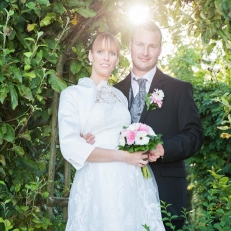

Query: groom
left=114, top=22, right=204, bottom=230
left=84, top=22, right=204, bottom=230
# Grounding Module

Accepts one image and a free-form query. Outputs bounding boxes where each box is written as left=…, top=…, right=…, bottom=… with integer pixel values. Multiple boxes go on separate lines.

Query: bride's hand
left=124, top=151, right=149, bottom=167
left=81, top=133, right=95, bottom=145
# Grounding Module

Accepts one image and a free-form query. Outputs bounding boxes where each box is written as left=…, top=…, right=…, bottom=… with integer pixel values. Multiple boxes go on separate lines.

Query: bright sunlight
left=128, top=5, right=149, bottom=25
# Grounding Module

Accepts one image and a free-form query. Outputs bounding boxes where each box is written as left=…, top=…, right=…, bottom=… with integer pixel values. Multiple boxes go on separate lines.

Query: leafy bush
left=187, top=82, right=231, bottom=217
left=143, top=169, right=231, bottom=231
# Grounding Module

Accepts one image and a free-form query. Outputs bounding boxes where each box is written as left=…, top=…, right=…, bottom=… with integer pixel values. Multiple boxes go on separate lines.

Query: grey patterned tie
left=130, top=78, right=147, bottom=123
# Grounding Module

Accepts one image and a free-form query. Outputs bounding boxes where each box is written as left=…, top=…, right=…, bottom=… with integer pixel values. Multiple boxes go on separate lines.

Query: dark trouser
left=164, top=220, right=184, bottom=231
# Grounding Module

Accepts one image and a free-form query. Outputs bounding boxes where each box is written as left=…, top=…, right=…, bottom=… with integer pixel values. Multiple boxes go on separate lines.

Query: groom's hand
left=148, top=144, right=164, bottom=162
left=81, top=133, right=95, bottom=145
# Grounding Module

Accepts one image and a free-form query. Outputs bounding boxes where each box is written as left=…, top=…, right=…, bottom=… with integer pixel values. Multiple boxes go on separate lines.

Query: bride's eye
left=110, top=51, right=117, bottom=56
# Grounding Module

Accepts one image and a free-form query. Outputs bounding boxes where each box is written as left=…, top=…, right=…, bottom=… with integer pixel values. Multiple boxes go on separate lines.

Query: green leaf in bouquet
left=134, top=146, right=148, bottom=152
left=148, top=135, right=155, bottom=140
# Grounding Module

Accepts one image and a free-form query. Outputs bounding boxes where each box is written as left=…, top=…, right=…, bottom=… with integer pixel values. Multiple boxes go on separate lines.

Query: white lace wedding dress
left=65, top=81, right=165, bottom=231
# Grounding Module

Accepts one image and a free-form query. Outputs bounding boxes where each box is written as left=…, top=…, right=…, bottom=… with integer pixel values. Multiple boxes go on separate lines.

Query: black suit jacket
left=114, top=68, right=204, bottom=218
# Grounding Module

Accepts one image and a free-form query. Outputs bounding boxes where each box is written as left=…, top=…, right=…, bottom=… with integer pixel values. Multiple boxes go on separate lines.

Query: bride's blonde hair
left=91, top=32, right=120, bottom=56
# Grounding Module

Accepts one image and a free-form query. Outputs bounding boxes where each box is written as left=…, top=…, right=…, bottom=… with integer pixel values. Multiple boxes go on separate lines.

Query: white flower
left=154, top=89, right=164, bottom=101
left=148, top=127, right=156, bottom=136
left=119, top=135, right=126, bottom=146
left=128, top=123, right=140, bottom=131
left=135, top=131, right=150, bottom=145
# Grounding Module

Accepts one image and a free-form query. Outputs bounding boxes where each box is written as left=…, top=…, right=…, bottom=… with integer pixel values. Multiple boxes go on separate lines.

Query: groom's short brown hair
left=131, top=21, right=162, bottom=45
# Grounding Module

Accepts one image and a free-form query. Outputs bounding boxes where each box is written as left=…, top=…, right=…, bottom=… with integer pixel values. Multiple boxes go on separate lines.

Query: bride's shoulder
left=61, top=77, right=95, bottom=98
left=111, top=86, right=128, bottom=105
left=111, top=86, right=123, bottom=95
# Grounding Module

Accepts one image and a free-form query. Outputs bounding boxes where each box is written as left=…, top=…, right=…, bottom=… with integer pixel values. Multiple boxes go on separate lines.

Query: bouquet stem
left=141, top=166, right=151, bottom=179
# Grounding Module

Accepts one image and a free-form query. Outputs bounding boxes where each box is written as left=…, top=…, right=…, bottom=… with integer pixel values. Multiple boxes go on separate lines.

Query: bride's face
left=88, top=39, right=119, bottom=79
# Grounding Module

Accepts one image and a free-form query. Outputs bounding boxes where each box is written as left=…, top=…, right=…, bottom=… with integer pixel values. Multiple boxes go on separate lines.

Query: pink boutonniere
left=145, top=89, right=165, bottom=111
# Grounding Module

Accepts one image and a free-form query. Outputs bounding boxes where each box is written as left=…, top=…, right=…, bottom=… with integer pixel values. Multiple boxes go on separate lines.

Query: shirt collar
left=131, top=66, right=156, bottom=83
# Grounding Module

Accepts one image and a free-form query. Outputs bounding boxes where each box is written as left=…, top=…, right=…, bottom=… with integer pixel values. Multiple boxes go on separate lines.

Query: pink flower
left=137, top=123, right=149, bottom=133
left=126, top=130, right=137, bottom=145
left=151, top=93, right=163, bottom=108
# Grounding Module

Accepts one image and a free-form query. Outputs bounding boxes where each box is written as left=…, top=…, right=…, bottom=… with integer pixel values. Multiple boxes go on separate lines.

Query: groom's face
left=130, top=28, right=162, bottom=77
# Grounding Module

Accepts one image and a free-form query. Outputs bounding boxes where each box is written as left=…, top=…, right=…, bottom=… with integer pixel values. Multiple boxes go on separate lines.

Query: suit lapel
left=140, top=68, right=166, bottom=123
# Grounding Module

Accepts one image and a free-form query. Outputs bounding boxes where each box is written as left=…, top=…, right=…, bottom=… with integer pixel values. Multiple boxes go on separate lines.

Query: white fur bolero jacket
left=58, top=77, right=128, bottom=170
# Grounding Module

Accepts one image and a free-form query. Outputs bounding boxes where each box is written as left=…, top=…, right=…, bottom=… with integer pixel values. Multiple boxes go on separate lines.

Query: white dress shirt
left=131, top=66, right=157, bottom=97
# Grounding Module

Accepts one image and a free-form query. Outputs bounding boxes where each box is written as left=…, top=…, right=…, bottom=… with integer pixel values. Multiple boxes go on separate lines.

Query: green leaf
left=23, top=72, right=36, bottom=78
left=35, top=50, right=43, bottom=64
left=15, top=184, right=21, bottom=192
left=217, top=125, right=229, bottom=130
left=40, top=13, right=56, bottom=27
left=0, top=84, right=9, bottom=104
left=20, top=157, right=39, bottom=170
left=37, top=31, right=44, bottom=39
left=216, top=209, right=224, bottom=214
left=18, top=133, right=31, bottom=141
left=25, top=38, right=35, bottom=42
left=12, top=144, right=24, bottom=156
left=0, top=181, right=6, bottom=186
left=8, top=10, right=14, bottom=16
left=0, top=134, right=3, bottom=145
left=70, top=62, right=81, bottom=74
left=85, top=0, right=93, bottom=8
left=17, top=84, right=33, bottom=101
left=24, top=64, right=31, bottom=71
left=26, top=2, right=37, bottom=10
left=40, top=16, right=52, bottom=27
left=75, top=7, right=96, bottom=18
left=27, top=23, right=37, bottom=32
left=12, top=67, right=22, bottom=83
left=200, top=11, right=207, bottom=20
left=207, top=42, right=216, bottom=54
left=9, top=83, right=18, bottom=110
left=24, top=52, right=33, bottom=58
left=53, top=2, right=66, bottom=14
left=2, top=219, right=13, bottom=229
left=203, top=202, right=208, bottom=207
left=42, top=192, right=49, bottom=198
left=4, top=49, right=15, bottom=55
left=0, top=155, right=6, bottom=166
left=223, top=228, right=231, bottom=231
left=161, top=217, right=169, bottom=221
left=48, top=71, right=67, bottom=92
left=36, top=0, right=50, bottom=5
left=219, top=176, right=229, bottom=185
left=4, top=123, right=15, bottom=142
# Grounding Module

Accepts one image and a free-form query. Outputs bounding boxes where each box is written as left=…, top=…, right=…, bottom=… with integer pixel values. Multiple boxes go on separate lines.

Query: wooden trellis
left=47, top=90, right=70, bottom=220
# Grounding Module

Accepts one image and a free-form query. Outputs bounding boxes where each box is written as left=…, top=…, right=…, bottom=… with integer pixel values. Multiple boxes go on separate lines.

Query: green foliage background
left=0, top=0, right=231, bottom=230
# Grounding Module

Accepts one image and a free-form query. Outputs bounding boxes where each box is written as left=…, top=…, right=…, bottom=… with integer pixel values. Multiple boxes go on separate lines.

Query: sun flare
left=128, top=5, right=149, bottom=25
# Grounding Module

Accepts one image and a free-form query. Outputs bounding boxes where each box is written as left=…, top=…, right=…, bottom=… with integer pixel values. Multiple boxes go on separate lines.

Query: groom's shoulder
left=114, top=74, right=130, bottom=90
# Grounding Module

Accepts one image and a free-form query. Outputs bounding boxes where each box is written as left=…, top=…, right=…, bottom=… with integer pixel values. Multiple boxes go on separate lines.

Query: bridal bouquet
left=118, top=123, right=163, bottom=179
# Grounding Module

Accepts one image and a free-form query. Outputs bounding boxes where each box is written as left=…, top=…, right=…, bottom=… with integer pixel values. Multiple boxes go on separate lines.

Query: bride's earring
left=89, top=61, right=92, bottom=65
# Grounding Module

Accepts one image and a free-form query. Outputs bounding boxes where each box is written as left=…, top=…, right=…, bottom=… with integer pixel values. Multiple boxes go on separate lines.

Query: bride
left=58, top=32, right=165, bottom=231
